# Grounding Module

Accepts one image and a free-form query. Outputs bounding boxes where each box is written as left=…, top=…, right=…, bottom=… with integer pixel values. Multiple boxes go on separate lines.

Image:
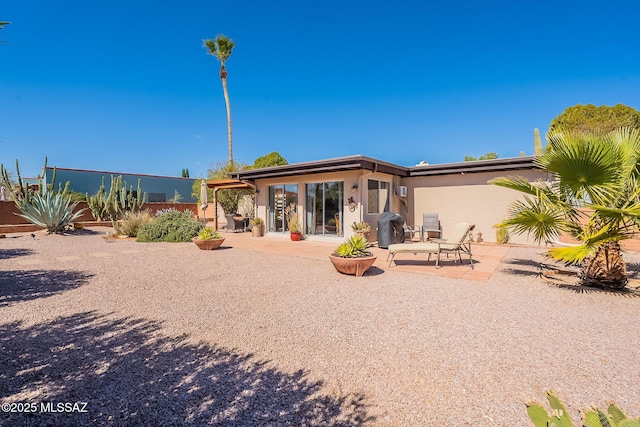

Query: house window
left=268, top=184, right=298, bottom=233
left=305, top=181, right=344, bottom=236
left=367, top=180, right=390, bottom=214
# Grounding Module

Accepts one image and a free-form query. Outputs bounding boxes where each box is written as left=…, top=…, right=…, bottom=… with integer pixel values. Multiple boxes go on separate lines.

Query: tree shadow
left=498, top=257, right=549, bottom=277
left=0, top=312, right=374, bottom=426
left=0, top=269, right=92, bottom=307
left=0, top=248, right=34, bottom=260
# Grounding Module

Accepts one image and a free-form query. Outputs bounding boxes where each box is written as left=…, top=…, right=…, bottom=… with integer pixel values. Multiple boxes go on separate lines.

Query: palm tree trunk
left=581, top=241, right=628, bottom=289
left=220, top=64, right=233, bottom=169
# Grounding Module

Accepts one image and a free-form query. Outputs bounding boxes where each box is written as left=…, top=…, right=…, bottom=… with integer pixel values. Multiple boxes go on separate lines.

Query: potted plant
left=351, top=221, right=371, bottom=240
left=251, top=217, right=264, bottom=237
left=192, top=226, right=225, bottom=250
left=285, top=203, right=302, bottom=241
left=329, top=235, right=377, bottom=277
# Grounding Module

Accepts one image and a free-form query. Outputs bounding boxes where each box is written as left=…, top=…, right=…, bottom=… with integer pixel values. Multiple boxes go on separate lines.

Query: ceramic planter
left=328, top=253, right=377, bottom=277
left=290, top=232, right=302, bottom=241
left=252, top=224, right=264, bottom=237
left=192, top=237, right=225, bottom=250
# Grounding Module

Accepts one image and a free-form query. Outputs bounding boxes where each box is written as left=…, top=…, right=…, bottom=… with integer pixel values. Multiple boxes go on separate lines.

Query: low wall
left=0, top=201, right=200, bottom=233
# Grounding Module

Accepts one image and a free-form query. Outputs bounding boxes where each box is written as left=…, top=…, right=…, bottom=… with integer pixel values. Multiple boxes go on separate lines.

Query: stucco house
left=232, top=155, right=547, bottom=244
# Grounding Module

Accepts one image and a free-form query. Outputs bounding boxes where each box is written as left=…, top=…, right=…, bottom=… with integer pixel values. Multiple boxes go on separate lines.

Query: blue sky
left=2, top=1, right=639, bottom=179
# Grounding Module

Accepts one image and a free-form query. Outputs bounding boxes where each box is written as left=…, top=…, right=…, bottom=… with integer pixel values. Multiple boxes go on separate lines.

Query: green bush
left=136, top=210, right=204, bottom=242
left=114, top=210, right=153, bottom=237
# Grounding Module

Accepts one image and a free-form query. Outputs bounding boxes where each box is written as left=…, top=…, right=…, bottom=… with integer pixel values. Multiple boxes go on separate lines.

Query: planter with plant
left=329, top=235, right=377, bottom=277
left=285, top=203, right=302, bottom=241
left=351, top=221, right=371, bottom=239
left=192, top=226, right=225, bottom=250
left=251, top=217, right=264, bottom=237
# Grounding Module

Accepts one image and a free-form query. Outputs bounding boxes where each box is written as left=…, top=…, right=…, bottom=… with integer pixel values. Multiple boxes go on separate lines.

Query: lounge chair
left=387, top=222, right=475, bottom=268
left=421, top=213, right=442, bottom=241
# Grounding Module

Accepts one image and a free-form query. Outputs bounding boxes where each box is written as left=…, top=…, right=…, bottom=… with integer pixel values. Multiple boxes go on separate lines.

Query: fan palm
left=204, top=35, right=235, bottom=168
left=0, top=21, right=9, bottom=44
left=490, top=127, right=640, bottom=289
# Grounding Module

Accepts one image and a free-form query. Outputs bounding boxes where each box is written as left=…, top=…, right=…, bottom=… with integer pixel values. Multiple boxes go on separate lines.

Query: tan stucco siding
left=402, top=169, right=548, bottom=245
left=253, top=170, right=402, bottom=239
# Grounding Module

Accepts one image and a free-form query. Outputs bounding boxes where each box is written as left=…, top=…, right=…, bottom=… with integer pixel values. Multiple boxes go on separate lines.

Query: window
left=305, top=181, right=344, bottom=236
left=367, top=180, right=390, bottom=214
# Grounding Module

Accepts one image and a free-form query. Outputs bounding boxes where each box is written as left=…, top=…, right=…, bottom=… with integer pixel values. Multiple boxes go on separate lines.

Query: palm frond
left=502, top=196, right=569, bottom=244
left=546, top=225, right=625, bottom=264
left=488, top=176, right=542, bottom=196
left=540, top=130, right=625, bottom=205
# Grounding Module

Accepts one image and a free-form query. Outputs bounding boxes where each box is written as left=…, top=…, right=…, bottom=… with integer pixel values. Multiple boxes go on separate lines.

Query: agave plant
left=491, top=127, right=640, bottom=289
left=333, top=235, right=371, bottom=258
left=17, top=191, right=86, bottom=234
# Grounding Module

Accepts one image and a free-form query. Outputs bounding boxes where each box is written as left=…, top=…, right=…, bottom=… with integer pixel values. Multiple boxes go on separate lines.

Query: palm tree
left=0, top=21, right=10, bottom=44
left=204, top=35, right=235, bottom=168
left=490, top=127, right=640, bottom=289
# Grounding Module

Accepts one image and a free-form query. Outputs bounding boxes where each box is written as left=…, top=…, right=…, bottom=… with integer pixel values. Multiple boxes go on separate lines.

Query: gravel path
left=1, top=228, right=639, bottom=426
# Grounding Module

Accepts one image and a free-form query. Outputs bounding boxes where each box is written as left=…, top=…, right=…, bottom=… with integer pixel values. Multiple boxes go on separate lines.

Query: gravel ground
left=1, top=228, right=640, bottom=426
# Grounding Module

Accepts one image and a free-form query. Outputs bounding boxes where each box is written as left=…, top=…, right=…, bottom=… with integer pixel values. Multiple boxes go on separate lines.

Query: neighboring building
left=43, top=167, right=196, bottom=203
left=232, top=155, right=547, bottom=244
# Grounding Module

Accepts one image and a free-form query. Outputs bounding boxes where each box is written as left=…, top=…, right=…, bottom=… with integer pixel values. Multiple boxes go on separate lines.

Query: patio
left=210, top=230, right=512, bottom=282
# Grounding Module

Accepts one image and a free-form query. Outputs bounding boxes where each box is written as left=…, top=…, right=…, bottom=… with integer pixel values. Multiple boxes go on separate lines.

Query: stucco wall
left=253, top=170, right=402, bottom=240
left=402, top=169, right=549, bottom=245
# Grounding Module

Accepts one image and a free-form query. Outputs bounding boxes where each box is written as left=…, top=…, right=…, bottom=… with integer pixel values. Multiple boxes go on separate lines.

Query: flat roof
left=231, top=155, right=410, bottom=180
left=232, top=155, right=539, bottom=180
left=45, top=166, right=194, bottom=181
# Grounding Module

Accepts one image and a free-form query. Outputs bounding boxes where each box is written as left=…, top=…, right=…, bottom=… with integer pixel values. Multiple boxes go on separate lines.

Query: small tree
left=549, top=104, right=640, bottom=135
left=252, top=152, right=288, bottom=168
left=464, top=152, right=499, bottom=161
left=491, top=127, right=640, bottom=289
left=191, top=161, right=251, bottom=214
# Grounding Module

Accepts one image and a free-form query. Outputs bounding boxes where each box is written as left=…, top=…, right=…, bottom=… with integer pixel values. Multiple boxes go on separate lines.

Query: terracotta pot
left=290, top=232, right=302, bottom=241
left=252, top=224, right=264, bottom=237
left=192, top=237, right=225, bottom=250
left=328, top=254, right=377, bottom=277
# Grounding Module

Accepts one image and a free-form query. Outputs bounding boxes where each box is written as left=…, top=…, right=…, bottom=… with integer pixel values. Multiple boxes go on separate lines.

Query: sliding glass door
left=305, top=181, right=343, bottom=236
left=268, top=184, right=298, bottom=233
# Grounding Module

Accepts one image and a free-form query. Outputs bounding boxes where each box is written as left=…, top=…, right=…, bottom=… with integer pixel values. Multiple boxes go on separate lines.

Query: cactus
left=526, top=391, right=640, bottom=427
left=534, top=128, right=543, bottom=156
left=87, top=175, right=146, bottom=223
left=0, top=157, right=68, bottom=208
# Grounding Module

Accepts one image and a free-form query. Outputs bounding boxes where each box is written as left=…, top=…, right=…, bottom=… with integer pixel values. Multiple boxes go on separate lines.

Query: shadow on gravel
left=0, top=312, right=374, bottom=426
left=0, top=248, right=34, bottom=260
left=499, top=258, right=547, bottom=277
left=0, top=270, right=92, bottom=307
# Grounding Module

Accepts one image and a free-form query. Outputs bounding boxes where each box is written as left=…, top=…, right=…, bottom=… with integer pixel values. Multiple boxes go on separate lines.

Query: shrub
left=495, top=223, right=509, bottom=244
left=113, top=210, right=153, bottom=237
left=137, top=210, right=204, bottom=242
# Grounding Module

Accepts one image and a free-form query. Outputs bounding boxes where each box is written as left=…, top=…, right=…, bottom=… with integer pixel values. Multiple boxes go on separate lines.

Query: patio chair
left=387, top=222, right=475, bottom=268
left=224, top=214, right=246, bottom=233
left=403, top=223, right=421, bottom=243
left=421, top=213, right=441, bottom=241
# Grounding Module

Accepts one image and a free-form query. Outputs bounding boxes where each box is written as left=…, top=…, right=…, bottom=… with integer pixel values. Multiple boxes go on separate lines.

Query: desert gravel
left=1, top=228, right=640, bottom=426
